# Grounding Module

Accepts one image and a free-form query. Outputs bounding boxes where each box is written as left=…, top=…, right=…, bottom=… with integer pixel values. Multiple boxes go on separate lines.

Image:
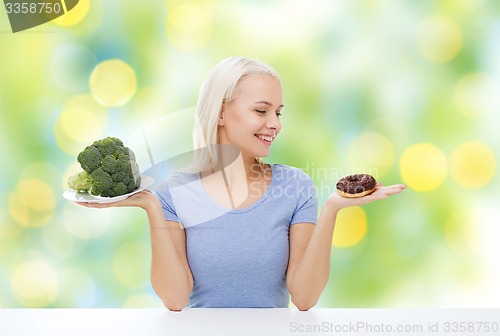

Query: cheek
left=227, top=112, right=260, bottom=132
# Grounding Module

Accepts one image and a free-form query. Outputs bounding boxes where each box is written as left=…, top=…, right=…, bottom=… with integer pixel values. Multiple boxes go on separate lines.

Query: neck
left=216, top=152, right=262, bottom=181
left=201, top=146, right=270, bottom=210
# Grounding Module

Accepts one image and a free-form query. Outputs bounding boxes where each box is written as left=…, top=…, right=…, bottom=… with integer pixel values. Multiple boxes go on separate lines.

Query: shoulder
left=167, top=171, right=198, bottom=188
left=155, top=171, right=198, bottom=199
left=271, top=164, right=317, bottom=213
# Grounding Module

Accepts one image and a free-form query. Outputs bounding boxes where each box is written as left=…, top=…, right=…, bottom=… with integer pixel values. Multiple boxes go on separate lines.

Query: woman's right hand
left=75, top=190, right=158, bottom=211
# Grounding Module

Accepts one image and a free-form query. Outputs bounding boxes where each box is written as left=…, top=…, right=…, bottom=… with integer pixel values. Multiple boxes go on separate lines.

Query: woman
left=79, top=56, right=406, bottom=311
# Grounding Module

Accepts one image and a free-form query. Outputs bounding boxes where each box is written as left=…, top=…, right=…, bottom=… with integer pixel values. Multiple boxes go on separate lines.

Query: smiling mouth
left=255, top=134, right=275, bottom=144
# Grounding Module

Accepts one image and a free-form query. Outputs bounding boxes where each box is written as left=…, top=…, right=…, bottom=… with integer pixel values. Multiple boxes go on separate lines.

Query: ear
left=218, top=104, right=225, bottom=126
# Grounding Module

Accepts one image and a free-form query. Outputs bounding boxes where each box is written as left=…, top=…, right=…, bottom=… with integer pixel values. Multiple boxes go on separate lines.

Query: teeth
left=256, top=135, right=273, bottom=142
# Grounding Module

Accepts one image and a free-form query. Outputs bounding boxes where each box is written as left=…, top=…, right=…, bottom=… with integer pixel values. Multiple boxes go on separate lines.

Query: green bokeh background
left=0, top=0, right=499, bottom=308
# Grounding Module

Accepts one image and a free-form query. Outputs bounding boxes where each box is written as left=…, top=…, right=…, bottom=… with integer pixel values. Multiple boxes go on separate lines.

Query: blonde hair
left=182, top=56, right=280, bottom=174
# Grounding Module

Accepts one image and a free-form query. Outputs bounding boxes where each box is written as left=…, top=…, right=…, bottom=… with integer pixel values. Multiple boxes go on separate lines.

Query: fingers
left=376, top=184, right=406, bottom=192
left=365, top=184, right=406, bottom=198
left=382, top=188, right=404, bottom=196
left=374, top=183, right=406, bottom=190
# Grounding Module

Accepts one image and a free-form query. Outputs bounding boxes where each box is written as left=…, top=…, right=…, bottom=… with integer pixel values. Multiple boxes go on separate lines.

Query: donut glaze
left=336, top=174, right=377, bottom=198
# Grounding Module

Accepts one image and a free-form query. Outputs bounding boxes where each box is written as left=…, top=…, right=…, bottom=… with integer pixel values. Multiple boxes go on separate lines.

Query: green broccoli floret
left=77, top=145, right=102, bottom=173
left=89, top=168, right=114, bottom=196
left=68, top=136, right=141, bottom=197
left=68, top=171, right=92, bottom=193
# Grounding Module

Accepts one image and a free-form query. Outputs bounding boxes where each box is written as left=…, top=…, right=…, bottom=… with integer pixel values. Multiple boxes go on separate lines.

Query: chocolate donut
left=336, top=174, right=377, bottom=198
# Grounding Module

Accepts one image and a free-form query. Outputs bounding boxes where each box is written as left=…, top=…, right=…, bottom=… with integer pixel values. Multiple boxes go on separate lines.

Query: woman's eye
left=255, top=109, right=282, bottom=117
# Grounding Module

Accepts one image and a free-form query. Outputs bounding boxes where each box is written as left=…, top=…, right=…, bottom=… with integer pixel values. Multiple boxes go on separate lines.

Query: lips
left=254, top=133, right=275, bottom=145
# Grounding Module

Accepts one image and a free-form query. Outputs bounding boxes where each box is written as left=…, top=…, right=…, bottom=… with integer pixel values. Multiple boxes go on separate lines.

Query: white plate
left=63, top=175, right=155, bottom=204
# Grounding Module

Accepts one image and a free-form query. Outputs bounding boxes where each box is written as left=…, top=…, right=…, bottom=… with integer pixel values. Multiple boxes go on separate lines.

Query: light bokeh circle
left=165, top=3, right=212, bottom=52
left=58, top=95, right=108, bottom=132
left=54, top=95, right=108, bottom=156
left=400, top=143, right=447, bottom=191
left=11, top=259, right=59, bottom=307
left=89, top=60, right=137, bottom=107
left=416, top=15, right=462, bottom=63
left=450, top=141, right=496, bottom=189
left=347, top=131, right=394, bottom=178
left=332, top=206, right=367, bottom=248
left=453, top=73, right=499, bottom=120
left=62, top=203, right=111, bottom=240
left=42, top=219, right=85, bottom=259
left=8, top=191, right=29, bottom=227
left=52, top=0, right=90, bottom=26
left=9, top=178, right=56, bottom=228
left=17, top=179, right=56, bottom=212
left=0, top=202, right=24, bottom=240
left=55, top=268, right=96, bottom=307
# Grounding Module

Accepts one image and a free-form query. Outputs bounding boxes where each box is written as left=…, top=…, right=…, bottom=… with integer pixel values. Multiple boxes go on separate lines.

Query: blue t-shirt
left=154, top=164, right=318, bottom=308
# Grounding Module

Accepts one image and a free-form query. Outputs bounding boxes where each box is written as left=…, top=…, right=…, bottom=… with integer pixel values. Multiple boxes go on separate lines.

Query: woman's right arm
left=77, top=191, right=194, bottom=311
left=142, top=192, right=194, bottom=311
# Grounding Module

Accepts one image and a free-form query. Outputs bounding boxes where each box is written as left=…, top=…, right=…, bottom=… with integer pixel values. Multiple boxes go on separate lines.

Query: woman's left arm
left=286, top=183, right=406, bottom=311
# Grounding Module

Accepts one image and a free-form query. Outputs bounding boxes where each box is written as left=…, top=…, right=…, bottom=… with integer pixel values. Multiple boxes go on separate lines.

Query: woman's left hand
left=326, top=182, right=406, bottom=211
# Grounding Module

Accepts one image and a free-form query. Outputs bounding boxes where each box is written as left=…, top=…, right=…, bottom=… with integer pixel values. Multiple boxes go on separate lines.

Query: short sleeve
left=290, top=170, right=318, bottom=225
left=154, top=181, right=181, bottom=223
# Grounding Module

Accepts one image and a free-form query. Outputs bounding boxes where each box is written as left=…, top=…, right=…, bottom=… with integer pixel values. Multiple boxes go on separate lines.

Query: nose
left=266, top=114, right=282, bottom=133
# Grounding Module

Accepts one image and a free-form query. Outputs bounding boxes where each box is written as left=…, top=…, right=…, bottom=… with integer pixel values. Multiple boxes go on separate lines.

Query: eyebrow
left=254, top=100, right=284, bottom=108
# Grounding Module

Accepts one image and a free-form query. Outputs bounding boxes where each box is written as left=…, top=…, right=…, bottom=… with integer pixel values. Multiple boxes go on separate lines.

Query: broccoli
left=68, top=137, right=141, bottom=197
left=68, top=171, right=92, bottom=193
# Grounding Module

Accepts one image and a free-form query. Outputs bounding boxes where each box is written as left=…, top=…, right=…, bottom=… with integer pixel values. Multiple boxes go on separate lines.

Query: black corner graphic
left=3, top=0, right=80, bottom=33
left=64, top=0, right=78, bottom=11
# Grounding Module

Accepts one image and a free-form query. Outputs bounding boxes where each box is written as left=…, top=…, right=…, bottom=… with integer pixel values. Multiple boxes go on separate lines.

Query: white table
left=1, top=308, right=499, bottom=336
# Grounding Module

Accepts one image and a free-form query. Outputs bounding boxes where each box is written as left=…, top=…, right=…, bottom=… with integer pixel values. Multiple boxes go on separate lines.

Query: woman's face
left=218, top=74, right=283, bottom=159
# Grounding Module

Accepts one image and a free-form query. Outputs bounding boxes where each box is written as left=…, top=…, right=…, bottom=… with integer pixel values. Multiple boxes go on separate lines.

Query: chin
left=243, top=149, right=270, bottom=159
left=255, top=151, right=271, bottom=158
